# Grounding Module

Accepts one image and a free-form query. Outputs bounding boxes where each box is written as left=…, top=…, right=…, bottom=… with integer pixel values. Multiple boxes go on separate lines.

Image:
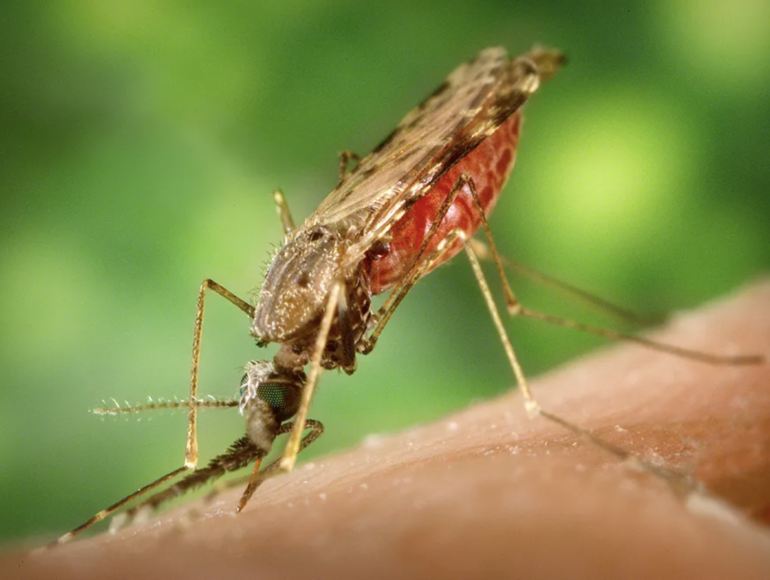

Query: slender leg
left=338, top=150, right=362, bottom=181
left=120, top=436, right=263, bottom=522
left=358, top=172, right=762, bottom=493
left=200, top=420, right=324, bottom=508
left=272, top=190, right=295, bottom=235
left=237, top=419, right=324, bottom=511
left=53, top=279, right=254, bottom=545
left=468, top=238, right=663, bottom=326
left=461, top=184, right=763, bottom=367
left=279, top=281, right=342, bottom=473
left=363, top=175, right=761, bottom=366
left=455, top=175, right=761, bottom=481
left=511, top=306, right=762, bottom=365
left=188, top=280, right=255, bottom=469
left=52, top=466, right=191, bottom=546
left=361, top=173, right=473, bottom=354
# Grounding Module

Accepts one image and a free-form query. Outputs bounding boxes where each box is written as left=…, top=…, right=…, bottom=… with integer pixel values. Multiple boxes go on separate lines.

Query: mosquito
left=54, top=46, right=762, bottom=545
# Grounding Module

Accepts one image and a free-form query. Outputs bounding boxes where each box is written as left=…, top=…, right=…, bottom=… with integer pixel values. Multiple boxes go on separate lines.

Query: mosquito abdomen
left=367, top=111, right=522, bottom=294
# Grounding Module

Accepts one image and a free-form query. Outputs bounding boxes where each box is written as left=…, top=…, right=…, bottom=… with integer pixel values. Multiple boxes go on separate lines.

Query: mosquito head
left=252, top=225, right=347, bottom=344
left=239, top=360, right=306, bottom=452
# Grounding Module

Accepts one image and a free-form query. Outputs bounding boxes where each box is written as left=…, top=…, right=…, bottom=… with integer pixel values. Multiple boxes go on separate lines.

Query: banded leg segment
left=512, top=307, right=762, bottom=365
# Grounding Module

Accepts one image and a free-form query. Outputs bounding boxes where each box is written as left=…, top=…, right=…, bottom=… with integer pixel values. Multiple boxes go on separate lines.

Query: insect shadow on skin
left=52, top=46, right=763, bottom=546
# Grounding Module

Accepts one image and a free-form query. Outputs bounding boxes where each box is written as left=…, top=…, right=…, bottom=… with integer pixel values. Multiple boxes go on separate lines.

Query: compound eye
left=257, top=381, right=302, bottom=422
left=241, top=361, right=306, bottom=422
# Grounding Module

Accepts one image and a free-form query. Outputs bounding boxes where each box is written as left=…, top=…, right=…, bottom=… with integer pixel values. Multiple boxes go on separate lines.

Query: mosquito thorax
left=252, top=225, right=350, bottom=344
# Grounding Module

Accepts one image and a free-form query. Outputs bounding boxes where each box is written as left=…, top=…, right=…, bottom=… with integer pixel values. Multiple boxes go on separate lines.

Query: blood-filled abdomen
left=367, top=111, right=522, bottom=295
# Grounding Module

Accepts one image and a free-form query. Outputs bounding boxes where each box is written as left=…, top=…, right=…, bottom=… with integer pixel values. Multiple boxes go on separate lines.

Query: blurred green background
left=1, top=1, right=768, bottom=543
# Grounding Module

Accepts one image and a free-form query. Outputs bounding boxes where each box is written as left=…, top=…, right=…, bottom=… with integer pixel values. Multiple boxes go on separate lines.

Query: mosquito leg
left=188, top=280, right=255, bottom=470
left=201, top=420, right=324, bottom=508
left=116, top=436, right=264, bottom=527
left=272, top=190, right=295, bottom=235
left=53, top=280, right=253, bottom=545
left=461, top=236, right=697, bottom=493
left=103, top=419, right=319, bottom=534
left=467, top=238, right=663, bottom=326
left=361, top=173, right=474, bottom=354
left=338, top=150, right=362, bottom=181
left=454, top=174, right=761, bottom=489
left=461, top=181, right=763, bottom=366
left=51, top=466, right=191, bottom=545
left=237, top=419, right=324, bottom=512
left=514, top=307, right=763, bottom=365
left=279, top=280, right=341, bottom=473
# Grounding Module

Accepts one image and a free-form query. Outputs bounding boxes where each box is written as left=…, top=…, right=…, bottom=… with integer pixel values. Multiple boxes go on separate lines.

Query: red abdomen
left=367, top=111, right=522, bottom=294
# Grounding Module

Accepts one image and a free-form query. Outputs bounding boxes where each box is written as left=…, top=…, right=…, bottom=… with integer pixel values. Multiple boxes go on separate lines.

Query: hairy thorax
left=252, top=224, right=372, bottom=374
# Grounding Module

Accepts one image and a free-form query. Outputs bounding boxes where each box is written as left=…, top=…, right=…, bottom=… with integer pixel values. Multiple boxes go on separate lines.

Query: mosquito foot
left=524, top=400, right=540, bottom=418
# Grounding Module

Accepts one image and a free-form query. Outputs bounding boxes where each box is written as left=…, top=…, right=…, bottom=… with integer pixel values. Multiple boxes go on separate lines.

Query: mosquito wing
left=305, top=46, right=563, bottom=263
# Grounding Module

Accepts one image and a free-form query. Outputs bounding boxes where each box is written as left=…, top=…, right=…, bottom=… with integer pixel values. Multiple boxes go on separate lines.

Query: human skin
left=5, top=280, right=770, bottom=579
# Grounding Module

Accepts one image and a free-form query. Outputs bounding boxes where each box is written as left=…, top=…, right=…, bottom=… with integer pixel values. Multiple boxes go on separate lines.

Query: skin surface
left=4, top=279, right=770, bottom=579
